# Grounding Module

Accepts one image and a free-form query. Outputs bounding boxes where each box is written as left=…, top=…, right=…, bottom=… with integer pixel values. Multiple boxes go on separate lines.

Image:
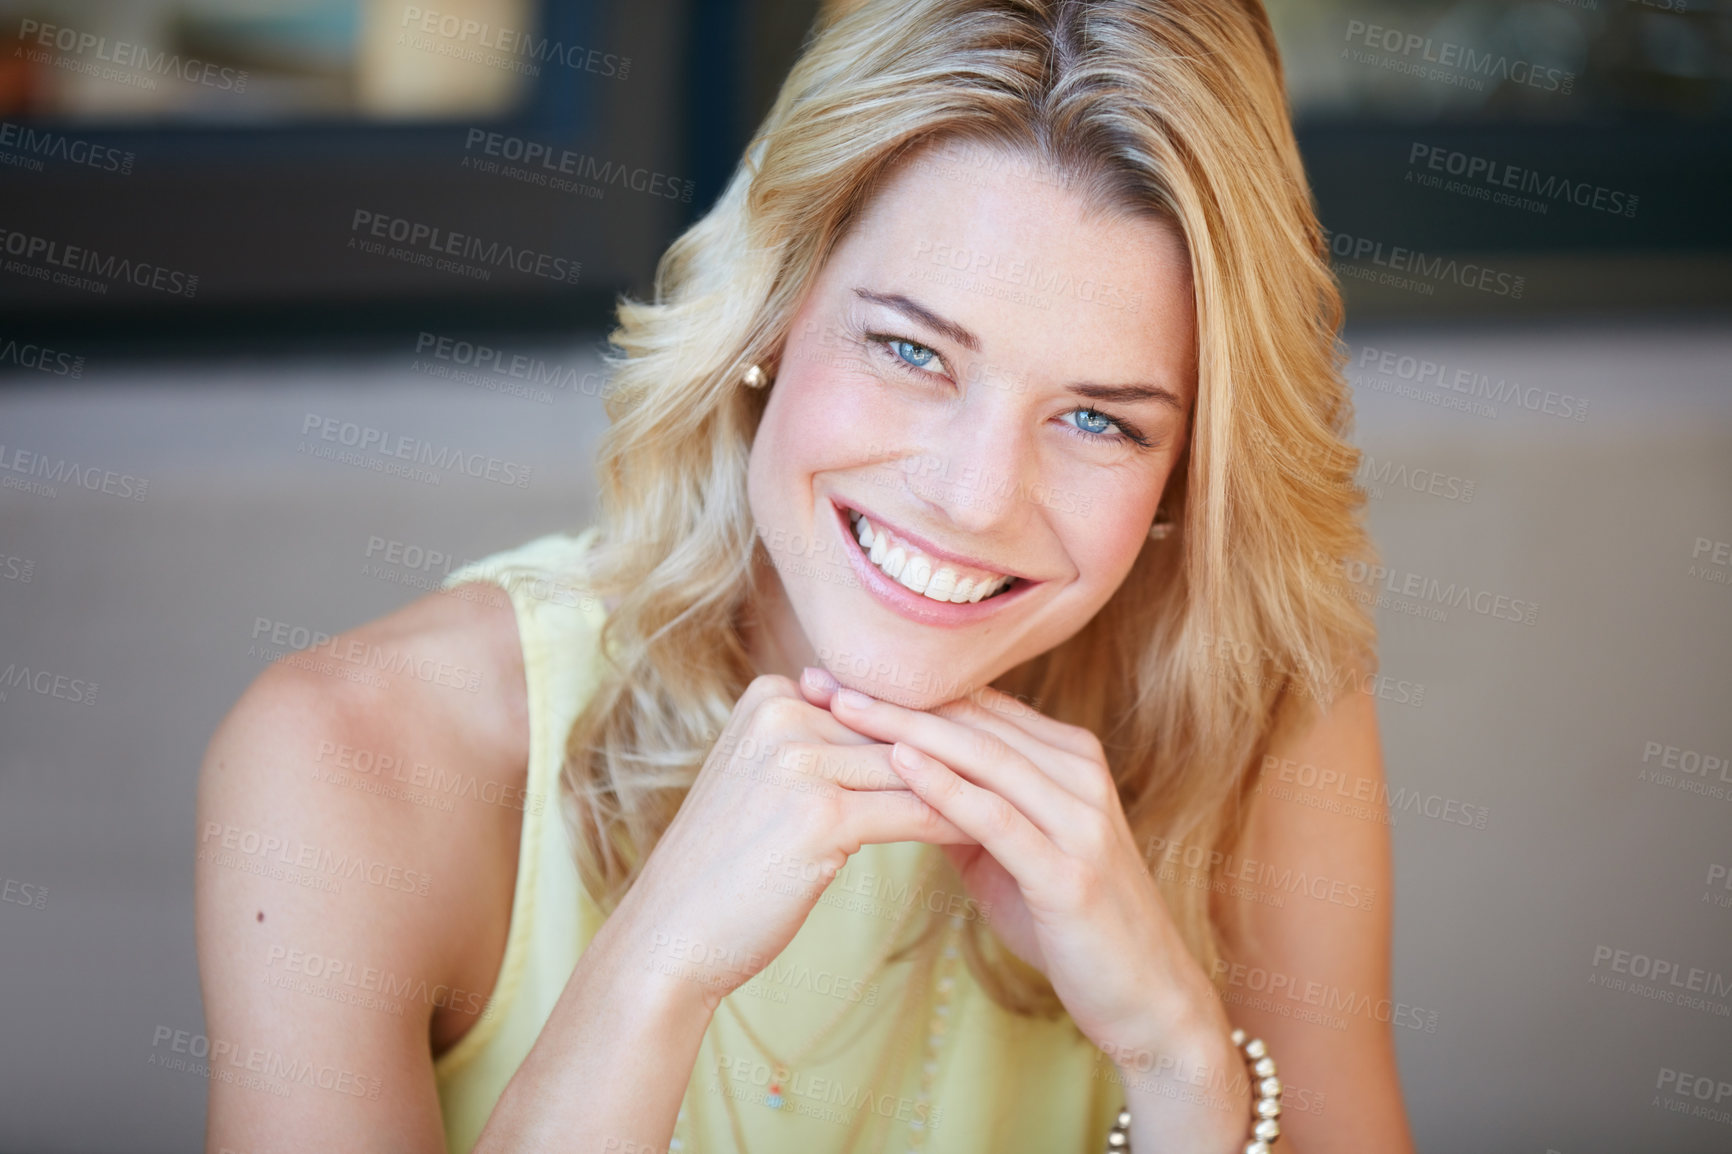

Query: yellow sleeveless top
left=435, top=530, right=1125, bottom=1153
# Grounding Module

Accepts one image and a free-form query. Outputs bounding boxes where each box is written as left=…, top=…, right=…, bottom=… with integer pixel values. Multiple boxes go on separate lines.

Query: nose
left=903, top=375, right=1039, bottom=537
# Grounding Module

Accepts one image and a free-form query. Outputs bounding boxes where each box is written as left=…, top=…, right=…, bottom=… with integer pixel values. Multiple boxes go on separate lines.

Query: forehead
left=825, top=138, right=1197, bottom=400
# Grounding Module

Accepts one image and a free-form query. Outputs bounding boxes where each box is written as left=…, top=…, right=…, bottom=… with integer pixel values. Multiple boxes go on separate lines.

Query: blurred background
left=0, top=0, right=1728, bottom=1151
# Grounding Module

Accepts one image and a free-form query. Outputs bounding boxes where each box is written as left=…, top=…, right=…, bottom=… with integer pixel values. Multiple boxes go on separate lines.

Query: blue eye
left=889, top=339, right=937, bottom=369
left=1064, top=408, right=1119, bottom=437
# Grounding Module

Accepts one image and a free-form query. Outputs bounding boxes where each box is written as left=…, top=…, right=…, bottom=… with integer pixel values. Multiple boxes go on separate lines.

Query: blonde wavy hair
left=562, top=0, right=1378, bottom=1016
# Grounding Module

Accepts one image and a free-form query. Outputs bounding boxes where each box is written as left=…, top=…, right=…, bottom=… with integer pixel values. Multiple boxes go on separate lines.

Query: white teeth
left=844, top=506, right=1013, bottom=605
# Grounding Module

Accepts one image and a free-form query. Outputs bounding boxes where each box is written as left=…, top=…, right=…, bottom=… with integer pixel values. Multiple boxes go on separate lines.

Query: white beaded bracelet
left=1103, top=1028, right=1284, bottom=1154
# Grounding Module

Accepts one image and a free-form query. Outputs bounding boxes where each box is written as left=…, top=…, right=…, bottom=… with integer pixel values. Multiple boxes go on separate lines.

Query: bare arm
left=197, top=588, right=720, bottom=1154
left=197, top=661, right=719, bottom=1154
left=198, top=591, right=962, bottom=1152
left=1211, top=684, right=1418, bottom=1153
left=198, top=673, right=463, bottom=1151
left=468, top=875, right=719, bottom=1151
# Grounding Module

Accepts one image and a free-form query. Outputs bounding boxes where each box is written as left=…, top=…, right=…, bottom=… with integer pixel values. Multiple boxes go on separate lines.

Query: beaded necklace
left=671, top=858, right=968, bottom=1153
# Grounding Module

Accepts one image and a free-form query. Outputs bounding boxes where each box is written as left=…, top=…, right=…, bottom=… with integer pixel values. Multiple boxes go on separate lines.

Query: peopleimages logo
left=198, top=821, right=434, bottom=898
left=413, top=332, right=611, bottom=397
left=0, top=661, right=98, bottom=706
left=0, top=336, right=84, bottom=378
left=1322, top=228, right=1524, bottom=298
left=0, top=122, right=135, bottom=175
left=1407, top=143, right=1638, bottom=218
left=298, top=413, right=534, bottom=488
left=1352, top=345, right=1590, bottom=422
left=264, top=944, right=492, bottom=1018
left=1341, top=19, right=1575, bottom=95
left=1589, top=944, right=1732, bottom=1017
left=461, top=130, right=694, bottom=203
left=2, top=876, right=48, bottom=910
left=0, top=226, right=198, bottom=297
left=348, top=210, right=581, bottom=284
left=398, top=7, right=630, bottom=79
left=1211, top=959, right=1440, bottom=1032
left=1332, top=557, right=1540, bottom=627
left=148, top=1026, right=380, bottom=1099
left=0, top=442, right=148, bottom=501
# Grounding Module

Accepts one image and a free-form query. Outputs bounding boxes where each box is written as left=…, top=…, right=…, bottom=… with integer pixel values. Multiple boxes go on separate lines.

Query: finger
left=774, top=741, right=909, bottom=792
left=815, top=669, right=1103, bottom=804
left=738, top=672, right=804, bottom=710
left=839, top=787, right=979, bottom=847
left=957, top=684, right=1103, bottom=762
left=829, top=687, right=1092, bottom=838
left=733, top=681, right=876, bottom=753
left=793, top=668, right=876, bottom=743
left=886, top=741, right=1059, bottom=877
left=929, top=695, right=1107, bottom=805
left=798, top=665, right=842, bottom=709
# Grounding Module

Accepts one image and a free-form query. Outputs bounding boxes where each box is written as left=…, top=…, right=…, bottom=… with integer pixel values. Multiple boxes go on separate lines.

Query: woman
left=196, top=1, right=1416, bottom=1151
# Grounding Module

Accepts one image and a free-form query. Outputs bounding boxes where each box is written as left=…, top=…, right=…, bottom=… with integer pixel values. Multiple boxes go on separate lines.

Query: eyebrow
left=853, top=288, right=981, bottom=352
left=852, top=286, right=1186, bottom=412
left=1066, top=381, right=1185, bottom=412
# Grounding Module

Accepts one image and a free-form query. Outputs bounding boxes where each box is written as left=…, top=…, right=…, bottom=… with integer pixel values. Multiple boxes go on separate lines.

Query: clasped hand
left=797, top=667, right=1233, bottom=1075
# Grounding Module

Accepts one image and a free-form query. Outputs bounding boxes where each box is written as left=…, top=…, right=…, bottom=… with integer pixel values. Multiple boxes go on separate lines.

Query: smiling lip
left=828, top=498, right=1040, bottom=628
left=837, top=499, right=1033, bottom=582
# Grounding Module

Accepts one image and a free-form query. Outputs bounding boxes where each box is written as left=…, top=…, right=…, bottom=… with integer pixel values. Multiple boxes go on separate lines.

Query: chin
left=800, top=599, right=1034, bottom=711
left=776, top=492, right=1078, bottom=708
left=810, top=623, right=990, bottom=706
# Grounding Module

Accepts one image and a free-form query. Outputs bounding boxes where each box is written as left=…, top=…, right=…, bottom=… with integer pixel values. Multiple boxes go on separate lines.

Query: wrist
left=585, top=898, right=731, bottom=1021
left=479, top=902, right=718, bottom=1151
left=1113, top=1025, right=1251, bottom=1154
left=1106, top=976, right=1234, bottom=1081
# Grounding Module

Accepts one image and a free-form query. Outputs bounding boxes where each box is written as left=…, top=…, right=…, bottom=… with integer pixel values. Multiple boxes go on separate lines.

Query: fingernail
left=893, top=743, right=920, bottom=769
left=802, top=666, right=839, bottom=692
left=837, top=686, right=874, bottom=709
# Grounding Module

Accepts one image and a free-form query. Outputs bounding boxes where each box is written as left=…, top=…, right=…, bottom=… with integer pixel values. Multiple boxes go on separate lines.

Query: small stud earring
left=1147, top=507, right=1174, bottom=541
left=742, top=363, right=770, bottom=389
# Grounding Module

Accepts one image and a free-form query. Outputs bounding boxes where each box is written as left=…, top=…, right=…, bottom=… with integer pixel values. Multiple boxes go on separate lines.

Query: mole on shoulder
left=257, top=910, right=265, bottom=922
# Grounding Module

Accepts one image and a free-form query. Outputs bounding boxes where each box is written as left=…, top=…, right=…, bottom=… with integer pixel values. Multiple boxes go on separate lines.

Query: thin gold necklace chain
left=711, top=909, right=951, bottom=1154
left=725, top=855, right=943, bottom=1073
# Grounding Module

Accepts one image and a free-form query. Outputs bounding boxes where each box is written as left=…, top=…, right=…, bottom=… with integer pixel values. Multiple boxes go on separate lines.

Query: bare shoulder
left=194, top=580, right=529, bottom=1150
left=1234, top=682, right=1389, bottom=917
left=1210, top=682, right=1418, bottom=1152
left=200, top=580, right=530, bottom=904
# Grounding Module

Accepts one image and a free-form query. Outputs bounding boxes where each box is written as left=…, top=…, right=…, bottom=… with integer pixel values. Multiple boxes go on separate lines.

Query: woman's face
left=746, top=138, right=1197, bottom=708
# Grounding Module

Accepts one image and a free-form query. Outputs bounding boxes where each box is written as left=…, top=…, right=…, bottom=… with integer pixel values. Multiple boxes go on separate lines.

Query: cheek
left=757, top=362, right=901, bottom=496
left=749, top=380, right=851, bottom=532
left=1057, top=475, right=1165, bottom=588
left=1070, top=518, right=1148, bottom=591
